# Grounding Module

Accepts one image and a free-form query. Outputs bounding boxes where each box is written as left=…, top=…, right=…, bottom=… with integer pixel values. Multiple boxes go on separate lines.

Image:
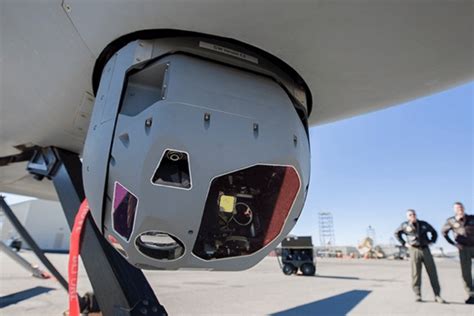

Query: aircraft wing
left=1, top=0, right=473, bottom=199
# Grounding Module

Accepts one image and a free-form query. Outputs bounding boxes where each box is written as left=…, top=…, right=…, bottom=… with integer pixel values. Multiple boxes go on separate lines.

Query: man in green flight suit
left=395, top=209, right=445, bottom=303
left=442, top=202, right=474, bottom=305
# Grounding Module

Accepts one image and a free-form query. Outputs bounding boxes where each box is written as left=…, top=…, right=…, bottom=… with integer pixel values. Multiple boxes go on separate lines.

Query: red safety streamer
left=68, top=199, right=90, bottom=316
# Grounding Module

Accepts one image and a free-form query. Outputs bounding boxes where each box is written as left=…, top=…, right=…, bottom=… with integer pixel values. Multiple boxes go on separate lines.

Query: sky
left=2, top=81, right=473, bottom=251
left=291, top=81, right=473, bottom=250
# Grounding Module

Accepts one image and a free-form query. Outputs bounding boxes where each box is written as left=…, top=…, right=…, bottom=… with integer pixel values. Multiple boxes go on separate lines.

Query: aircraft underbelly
left=0, top=0, right=473, bottom=197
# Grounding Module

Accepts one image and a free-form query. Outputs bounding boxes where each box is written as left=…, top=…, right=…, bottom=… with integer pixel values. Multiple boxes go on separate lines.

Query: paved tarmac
left=0, top=251, right=473, bottom=315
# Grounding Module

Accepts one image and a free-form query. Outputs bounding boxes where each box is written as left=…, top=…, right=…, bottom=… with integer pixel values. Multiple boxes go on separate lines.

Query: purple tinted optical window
left=113, top=182, right=138, bottom=240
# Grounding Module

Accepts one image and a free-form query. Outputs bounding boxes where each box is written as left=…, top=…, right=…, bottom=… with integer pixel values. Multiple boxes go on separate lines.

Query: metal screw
left=145, top=118, right=152, bottom=127
left=293, top=135, right=298, bottom=146
left=140, top=306, right=148, bottom=314
left=142, top=300, right=149, bottom=306
left=204, top=113, right=211, bottom=121
left=188, top=230, right=194, bottom=235
left=253, top=123, right=259, bottom=131
left=152, top=307, right=158, bottom=313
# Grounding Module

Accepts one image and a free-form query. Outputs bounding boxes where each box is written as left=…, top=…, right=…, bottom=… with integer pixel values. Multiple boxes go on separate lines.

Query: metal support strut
left=0, top=236, right=50, bottom=279
left=26, top=147, right=167, bottom=316
left=0, top=196, right=68, bottom=290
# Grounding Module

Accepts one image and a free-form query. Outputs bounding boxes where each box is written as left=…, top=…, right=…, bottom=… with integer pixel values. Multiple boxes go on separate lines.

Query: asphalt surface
left=0, top=251, right=473, bottom=315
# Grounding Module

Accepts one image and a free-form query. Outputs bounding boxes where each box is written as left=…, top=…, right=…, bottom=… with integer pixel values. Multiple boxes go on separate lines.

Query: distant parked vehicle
left=393, top=245, right=408, bottom=260
left=7, top=237, right=22, bottom=252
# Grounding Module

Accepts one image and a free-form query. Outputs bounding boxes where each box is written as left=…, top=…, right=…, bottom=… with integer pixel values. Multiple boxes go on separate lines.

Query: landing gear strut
left=26, top=147, right=167, bottom=315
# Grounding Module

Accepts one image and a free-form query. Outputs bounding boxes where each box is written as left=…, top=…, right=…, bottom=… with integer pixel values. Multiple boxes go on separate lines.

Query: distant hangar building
left=0, top=200, right=69, bottom=252
left=314, top=246, right=360, bottom=258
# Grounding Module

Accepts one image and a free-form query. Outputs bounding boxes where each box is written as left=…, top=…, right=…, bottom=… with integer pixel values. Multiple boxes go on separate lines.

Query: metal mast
left=367, top=225, right=376, bottom=245
left=318, top=212, right=335, bottom=247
